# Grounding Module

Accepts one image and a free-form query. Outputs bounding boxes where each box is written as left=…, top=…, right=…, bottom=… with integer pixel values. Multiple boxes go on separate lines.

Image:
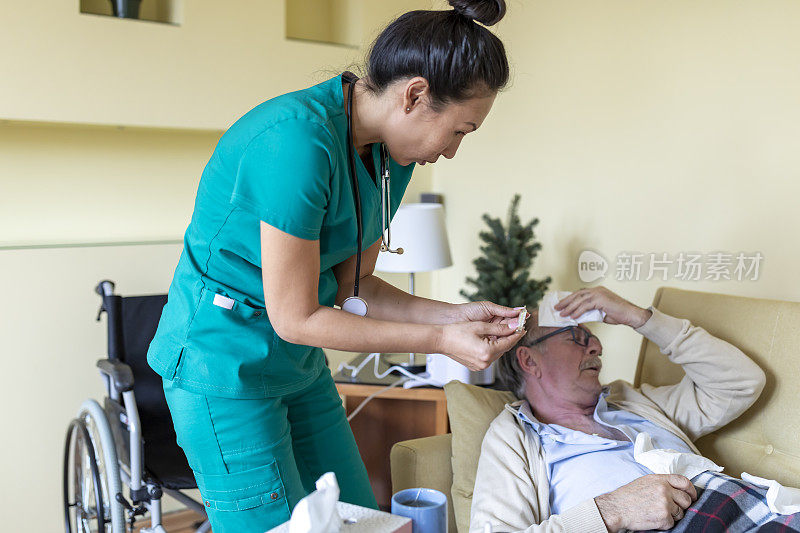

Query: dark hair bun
left=448, top=0, right=506, bottom=26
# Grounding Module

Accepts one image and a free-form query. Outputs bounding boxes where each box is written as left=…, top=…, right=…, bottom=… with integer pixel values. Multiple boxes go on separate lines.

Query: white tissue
left=741, top=472, right=800, bottom=515
left=289, top=472, right=342, bottom=533
left=538, top=291, right=606, bottom=327
left=633, top=433, right=723, bottom=479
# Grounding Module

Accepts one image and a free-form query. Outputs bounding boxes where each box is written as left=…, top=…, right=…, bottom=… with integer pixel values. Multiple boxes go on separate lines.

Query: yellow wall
left=287, top=0, right=338, bottom=45
left=0, top=244, right=187, bottom=522
left=286, top=0, right=437, bottom=54
left=6, top=0, right=800, bottom=529
left=0, top=0, right=434, bottom=129
left=80, top=0, right=181, bottom=24
left=0, top=121, right=221, bottom=247
left=431, top=0, right=800, bottom=383
left=0, top=1, right=431, bottom=530
left=287, top=0, right=363, bottom=48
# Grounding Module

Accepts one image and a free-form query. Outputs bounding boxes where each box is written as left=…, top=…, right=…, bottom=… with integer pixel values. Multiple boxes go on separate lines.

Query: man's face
left=527, top=326, right=604, bottom=406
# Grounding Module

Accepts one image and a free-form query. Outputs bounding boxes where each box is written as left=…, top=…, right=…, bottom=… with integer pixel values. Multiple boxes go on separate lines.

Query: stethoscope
left=341, top=73, right=404, bottom=317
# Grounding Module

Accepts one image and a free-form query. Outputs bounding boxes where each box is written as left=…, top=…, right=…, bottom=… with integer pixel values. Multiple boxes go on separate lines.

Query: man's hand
left=594, top=474, right=698, bottom=532
left=554, top=286, right=652, bottom=328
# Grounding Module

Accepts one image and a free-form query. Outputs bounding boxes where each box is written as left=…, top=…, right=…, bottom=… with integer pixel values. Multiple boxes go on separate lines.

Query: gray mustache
left=580, top=356, right=603, bottom=371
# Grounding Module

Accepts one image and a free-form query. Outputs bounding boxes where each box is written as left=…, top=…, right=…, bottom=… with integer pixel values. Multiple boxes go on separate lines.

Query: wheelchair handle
left=95, top=279, right=124, bottom=361
left=95, top=280, right=116, bottom=297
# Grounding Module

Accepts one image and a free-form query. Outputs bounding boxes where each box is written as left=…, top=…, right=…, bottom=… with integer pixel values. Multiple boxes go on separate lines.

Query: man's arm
left=469, top=416, right=607, bottom=533
left=553, top=286, right=766, bottom=441
left=471, top=412, right=699, bottom=533
left=634, top=306, right=767, bottom=441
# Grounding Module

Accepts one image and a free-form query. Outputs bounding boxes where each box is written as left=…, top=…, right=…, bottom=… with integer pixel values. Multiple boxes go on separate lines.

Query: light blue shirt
left=516, top=388, right=695, bottom=515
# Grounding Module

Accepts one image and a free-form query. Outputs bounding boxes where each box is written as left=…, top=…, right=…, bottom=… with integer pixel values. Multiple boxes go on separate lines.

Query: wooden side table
left=335, top=382, right=449, bottom=510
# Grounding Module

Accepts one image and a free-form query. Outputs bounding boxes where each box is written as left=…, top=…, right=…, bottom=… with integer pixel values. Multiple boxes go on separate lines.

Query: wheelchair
left=62, top=280, right=211, bottom=533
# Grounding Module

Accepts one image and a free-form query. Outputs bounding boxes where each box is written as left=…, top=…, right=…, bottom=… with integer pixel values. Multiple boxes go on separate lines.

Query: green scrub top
left=147, top=74, right=414, bottom=399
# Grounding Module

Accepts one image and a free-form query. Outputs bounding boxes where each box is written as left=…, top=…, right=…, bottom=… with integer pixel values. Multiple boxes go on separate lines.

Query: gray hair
left=494, top=311, right=550, bottom=398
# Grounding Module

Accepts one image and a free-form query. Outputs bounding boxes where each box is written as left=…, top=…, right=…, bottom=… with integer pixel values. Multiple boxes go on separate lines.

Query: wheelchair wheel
left=78, top=400, right=124, bottom=532
left=63, top=418, right=107, bottom=532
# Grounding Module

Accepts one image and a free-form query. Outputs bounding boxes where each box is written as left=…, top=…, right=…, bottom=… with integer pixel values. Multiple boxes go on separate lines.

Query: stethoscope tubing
left=343, top=73, right=400, bottom=316
left=345, top=74, right=365, bottom=298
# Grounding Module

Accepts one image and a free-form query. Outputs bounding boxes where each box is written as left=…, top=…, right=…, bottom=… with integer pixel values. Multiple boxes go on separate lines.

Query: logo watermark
left=578, top=250, right=609, bottom=283
left=578, top=251, right=763, bottom=282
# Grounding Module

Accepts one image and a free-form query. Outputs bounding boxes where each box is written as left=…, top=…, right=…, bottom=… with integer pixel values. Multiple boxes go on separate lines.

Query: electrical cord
left=345, top=378, right=407, bottom=422
left=338, top=352, right=443, bottom=386
left=338, top=353, right=445, bottom=421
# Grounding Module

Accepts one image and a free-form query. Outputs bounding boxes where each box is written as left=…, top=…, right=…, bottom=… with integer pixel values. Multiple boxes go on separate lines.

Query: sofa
left=390, top=287, right=800, bottom=532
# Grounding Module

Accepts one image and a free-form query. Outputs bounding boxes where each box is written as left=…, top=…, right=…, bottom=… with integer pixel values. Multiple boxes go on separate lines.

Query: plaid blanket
left=641, top=471, right=800, bottom=532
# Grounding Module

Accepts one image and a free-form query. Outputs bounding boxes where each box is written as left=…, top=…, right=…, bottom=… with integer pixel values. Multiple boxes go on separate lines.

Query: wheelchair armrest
left=96, top=359, right=134, bottom=393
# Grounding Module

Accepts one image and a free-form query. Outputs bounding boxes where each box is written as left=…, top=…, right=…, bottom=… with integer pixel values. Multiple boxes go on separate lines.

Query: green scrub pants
left=163, top=367, right=377, bottom=532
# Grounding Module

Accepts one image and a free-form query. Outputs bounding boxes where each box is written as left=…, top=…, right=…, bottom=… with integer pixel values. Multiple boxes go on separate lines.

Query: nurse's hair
left=363, top=0, right=509, bottom=110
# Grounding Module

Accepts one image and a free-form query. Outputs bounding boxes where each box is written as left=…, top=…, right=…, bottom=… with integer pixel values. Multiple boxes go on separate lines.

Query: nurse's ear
left=400, top=76, right=432, bottom=114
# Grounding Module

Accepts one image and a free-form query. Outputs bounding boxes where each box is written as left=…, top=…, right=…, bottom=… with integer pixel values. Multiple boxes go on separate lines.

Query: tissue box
left=265, top=501, right=412, bottom=533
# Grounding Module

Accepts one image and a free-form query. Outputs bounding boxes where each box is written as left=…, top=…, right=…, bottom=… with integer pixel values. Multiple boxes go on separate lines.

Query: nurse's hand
left=437, top=321, right=527, bottom=371
left=455, top=300, right=526, bottom=324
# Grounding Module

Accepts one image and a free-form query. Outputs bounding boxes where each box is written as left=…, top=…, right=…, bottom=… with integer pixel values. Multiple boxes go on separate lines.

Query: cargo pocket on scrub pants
left=194, top=460, right=290, bottom=515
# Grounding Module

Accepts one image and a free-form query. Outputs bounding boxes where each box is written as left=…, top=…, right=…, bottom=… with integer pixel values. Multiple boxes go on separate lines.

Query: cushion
left=636, top=287, right=800, bottom=491
left=444, top=381, right=516, bottom=533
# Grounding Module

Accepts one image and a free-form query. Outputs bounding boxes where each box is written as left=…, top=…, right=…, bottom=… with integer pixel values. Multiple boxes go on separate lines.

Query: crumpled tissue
left=633, top=432, right=723, bottom=479
left=289, top=472, right=342, bottom=533
left=538, top=291, right=606, bottom=327
left=741, top=472, right=800, bottom=515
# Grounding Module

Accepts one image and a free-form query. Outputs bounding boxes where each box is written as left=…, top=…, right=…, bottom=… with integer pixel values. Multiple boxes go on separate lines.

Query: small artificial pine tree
left=460, top=194, right=552, bottom=308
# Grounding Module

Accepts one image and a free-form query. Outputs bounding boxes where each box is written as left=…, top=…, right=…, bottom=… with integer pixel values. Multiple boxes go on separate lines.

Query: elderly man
left=470, top=286, right=772, bottom=533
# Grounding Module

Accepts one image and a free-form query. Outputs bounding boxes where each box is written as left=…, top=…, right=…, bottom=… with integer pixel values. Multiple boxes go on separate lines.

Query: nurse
left=147, top=1, right=523, bottom=531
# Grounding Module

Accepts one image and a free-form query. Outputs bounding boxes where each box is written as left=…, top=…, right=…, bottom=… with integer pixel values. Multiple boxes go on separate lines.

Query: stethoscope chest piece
left=342, top=296, right=368, bottom=317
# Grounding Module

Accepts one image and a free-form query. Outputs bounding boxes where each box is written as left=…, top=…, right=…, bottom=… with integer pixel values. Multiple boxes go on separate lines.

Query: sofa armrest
left=391, top=434, right=456, bottom=533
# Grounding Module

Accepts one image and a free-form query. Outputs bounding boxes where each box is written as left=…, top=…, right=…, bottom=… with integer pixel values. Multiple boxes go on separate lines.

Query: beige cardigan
left=468, top=307, right=767, bottom=533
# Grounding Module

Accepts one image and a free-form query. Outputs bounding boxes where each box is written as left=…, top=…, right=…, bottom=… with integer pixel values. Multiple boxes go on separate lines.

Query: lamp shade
left=375, top=203, right=453, bottom=273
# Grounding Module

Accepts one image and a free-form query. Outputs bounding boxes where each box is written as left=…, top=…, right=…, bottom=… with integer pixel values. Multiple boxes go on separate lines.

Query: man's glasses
left=528, top=325, right=598, bottom=348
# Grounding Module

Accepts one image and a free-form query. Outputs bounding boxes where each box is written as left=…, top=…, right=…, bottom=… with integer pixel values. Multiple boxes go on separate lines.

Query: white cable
left=402, top=374, right=444, bottom=388
left=338, top=352, right=379, bottom=378
left=338, top=352, right=432, bottom=382
left=346, top=377, right=407, bottom=422
left=339, top=352, right=443, bottom=421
